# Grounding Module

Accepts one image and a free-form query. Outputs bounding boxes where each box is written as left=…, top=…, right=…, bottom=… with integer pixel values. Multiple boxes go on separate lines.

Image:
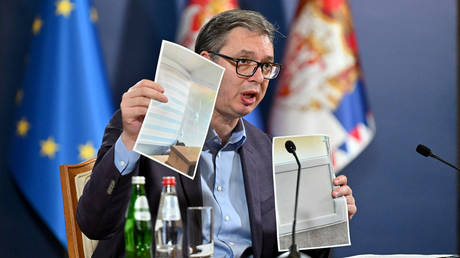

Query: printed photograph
left=134, top=41, right=225, bottom=179
left=272, top=135, right=350, bottom=251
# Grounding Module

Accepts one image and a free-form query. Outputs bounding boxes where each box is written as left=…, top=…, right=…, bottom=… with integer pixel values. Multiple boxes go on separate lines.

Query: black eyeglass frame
left=208, top=51, right=282, bottom=80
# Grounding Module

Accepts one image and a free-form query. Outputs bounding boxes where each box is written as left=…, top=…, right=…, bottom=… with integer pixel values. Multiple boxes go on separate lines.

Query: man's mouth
left=240, top=90, right=258, bottom=106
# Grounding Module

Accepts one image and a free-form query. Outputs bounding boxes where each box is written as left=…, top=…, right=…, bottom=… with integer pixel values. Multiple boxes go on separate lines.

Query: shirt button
left=214, top=139, right=219, bottom=143
left=217, top=186, right=222, bottom=191
left=225, top=216, right=230, bottom=221
left=119, top=160, right=125, bottom=167
left=229, top=241, right=235, bottom=246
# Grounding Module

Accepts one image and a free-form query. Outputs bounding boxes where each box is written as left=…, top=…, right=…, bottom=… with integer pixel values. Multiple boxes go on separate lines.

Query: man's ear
left=200, top=51, right=211, bottom=60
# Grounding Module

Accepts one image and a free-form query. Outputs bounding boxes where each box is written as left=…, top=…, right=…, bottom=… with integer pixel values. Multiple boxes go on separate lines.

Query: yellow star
left=15, top=89, right=24, bottom=105
left=16, top=117, right=30, bottom=137
left=78, top=141, right=96, bottom=160
left=56, top=0, right=74, bottom=18
left=40, top=137, right=59, bottom=159
left=90, top=7, right=98, bottom=23
left=32, top=16, right=43, bottom=35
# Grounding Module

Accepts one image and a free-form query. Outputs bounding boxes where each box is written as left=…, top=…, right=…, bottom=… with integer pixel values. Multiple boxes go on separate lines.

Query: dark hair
left=194, top=9, right=275, bottom=55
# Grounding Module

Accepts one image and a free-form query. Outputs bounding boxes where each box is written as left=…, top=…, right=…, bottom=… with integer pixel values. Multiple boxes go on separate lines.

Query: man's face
left=208, top=27, right=274, bottom=121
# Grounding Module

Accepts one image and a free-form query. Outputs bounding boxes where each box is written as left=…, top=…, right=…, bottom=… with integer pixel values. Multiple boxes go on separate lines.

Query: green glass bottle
left=125, top=176, right=153, bottom=258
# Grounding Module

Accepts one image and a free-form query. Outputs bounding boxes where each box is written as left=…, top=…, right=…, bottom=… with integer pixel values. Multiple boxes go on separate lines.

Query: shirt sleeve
left=114, top=136, right=140, bottom=175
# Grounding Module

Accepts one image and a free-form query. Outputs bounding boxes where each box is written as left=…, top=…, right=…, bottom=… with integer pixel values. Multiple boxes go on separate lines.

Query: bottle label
left=162, top=195, right=181, bottom=220
left=134, top=196, right=151, bottom=221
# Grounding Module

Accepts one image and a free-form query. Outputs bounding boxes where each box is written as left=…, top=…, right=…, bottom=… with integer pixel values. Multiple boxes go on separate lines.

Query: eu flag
left=8, top=0, right=114, bottom=246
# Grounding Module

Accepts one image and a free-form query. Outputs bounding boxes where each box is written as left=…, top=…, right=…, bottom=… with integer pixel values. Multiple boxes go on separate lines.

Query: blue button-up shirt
left=114, top=119, right=252, bottom=257
left=199, top=120, right=252, bottom=258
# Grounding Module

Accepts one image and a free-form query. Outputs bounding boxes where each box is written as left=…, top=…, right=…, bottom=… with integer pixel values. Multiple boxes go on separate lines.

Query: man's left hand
left=332, top=175, right=356, bottom=220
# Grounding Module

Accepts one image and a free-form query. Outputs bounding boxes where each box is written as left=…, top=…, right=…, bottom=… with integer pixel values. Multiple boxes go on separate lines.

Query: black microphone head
left=285, top=140, right=296, bottom=153
left=416, top=144, right=432, bottom=157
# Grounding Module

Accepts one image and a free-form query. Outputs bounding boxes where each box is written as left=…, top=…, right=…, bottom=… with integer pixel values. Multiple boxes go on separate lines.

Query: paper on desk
left=134, top=40, right=225, bottom=179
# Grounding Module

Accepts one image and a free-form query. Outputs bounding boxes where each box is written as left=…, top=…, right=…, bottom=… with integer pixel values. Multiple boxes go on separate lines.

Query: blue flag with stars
left=8, top=0, right=114, bottom=246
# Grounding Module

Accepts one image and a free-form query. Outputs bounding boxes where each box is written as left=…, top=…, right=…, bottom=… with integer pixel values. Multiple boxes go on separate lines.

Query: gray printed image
left=273, top=135, right=350, bottom=251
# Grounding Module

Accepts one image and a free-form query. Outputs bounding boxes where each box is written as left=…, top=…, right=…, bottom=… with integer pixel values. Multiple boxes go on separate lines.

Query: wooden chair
left=60, top=158, right=99, bottom=258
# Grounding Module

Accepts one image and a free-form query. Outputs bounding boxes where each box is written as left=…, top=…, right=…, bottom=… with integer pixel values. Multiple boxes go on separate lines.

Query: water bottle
left=155, top=176, right=183, bottom=257
left=125, top=176, right=152, bottom=258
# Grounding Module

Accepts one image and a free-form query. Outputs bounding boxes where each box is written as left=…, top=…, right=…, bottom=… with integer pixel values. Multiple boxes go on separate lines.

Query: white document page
left=134, top=40, right=225, bottom=179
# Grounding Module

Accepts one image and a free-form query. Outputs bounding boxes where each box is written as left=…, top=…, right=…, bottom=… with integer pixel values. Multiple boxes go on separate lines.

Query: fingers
left=346, top=194, right=357, bottom=219
left=346, top=194, right=355, bottom=207
left=121, top=96, right=151, bottom=109
left=132, top=79, right=164, bottom=92
left=122, top=106, right=149, bottom=118
left=120, top=79, right=168, bottom=150
left=348, top=201, right=357, bottom=220
left=123, top=79, right=168, bottom=105
left=120, top=79, right=168, bottom=121
left=332, top=175, right=357, bottom=219
left=333, top=175, right=347, bottom=186
left=333, top=186, right=357, bottom=219
left=332, top=184, right=352, bottom=198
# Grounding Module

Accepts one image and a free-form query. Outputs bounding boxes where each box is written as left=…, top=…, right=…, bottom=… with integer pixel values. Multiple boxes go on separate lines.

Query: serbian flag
left=269, top=0, right=375, bottom=172
left=176, top=0, right=238, bottom=50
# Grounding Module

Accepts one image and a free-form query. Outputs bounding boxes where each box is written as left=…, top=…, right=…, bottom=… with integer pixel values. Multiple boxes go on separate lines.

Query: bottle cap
left=162, top=176, right=176, bottom=186
left=132, top=176, right=145, bottom=184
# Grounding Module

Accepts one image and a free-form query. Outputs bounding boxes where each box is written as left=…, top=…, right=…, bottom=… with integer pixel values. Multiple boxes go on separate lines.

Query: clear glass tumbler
left=187, top=206, right=213, bottom=258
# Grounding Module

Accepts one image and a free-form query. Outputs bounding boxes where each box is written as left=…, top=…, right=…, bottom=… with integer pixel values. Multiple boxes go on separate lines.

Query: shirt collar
left=204, top=119, right=247, bottom=151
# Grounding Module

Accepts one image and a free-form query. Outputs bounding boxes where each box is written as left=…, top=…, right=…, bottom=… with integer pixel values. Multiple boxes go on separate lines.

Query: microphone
left=277, top=141, right=309, bottom=258
left=285, top=140, right=296, bottom=154
left=416, top=144, right=460, bottom=171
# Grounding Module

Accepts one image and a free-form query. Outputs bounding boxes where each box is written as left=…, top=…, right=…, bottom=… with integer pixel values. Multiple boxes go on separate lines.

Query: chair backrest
left=60, top=158, right=99, bottom=258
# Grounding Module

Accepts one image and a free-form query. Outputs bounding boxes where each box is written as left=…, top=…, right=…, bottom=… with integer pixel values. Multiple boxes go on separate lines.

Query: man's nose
left=248, top=65, right=265, bottom=83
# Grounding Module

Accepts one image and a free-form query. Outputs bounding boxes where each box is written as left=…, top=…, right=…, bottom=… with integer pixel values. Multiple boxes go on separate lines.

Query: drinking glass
left=187, top=206, right=213, bottom=258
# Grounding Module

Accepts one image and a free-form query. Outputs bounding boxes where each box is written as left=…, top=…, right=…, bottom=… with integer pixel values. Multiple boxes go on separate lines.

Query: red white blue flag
left=269, top=0, right=375, bottom=172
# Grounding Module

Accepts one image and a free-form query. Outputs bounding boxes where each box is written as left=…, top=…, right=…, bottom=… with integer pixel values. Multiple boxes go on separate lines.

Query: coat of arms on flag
left=269, top=0, right=375, bottom=172
left=177, top=0, right=238, bottom=50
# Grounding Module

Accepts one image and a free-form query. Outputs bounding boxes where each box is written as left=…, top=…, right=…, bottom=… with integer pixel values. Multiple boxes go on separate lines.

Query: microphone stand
left=429, top=153, right=460, bottom=171
left=278, top=141, right=310, bottom=258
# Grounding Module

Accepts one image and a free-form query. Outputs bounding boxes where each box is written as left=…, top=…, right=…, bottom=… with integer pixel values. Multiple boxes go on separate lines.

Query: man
left=77, top=9, right=356, bottom=258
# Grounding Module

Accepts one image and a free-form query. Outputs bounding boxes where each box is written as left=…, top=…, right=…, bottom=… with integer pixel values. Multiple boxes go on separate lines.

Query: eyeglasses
left=208, top=51, right=282, bottom=80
